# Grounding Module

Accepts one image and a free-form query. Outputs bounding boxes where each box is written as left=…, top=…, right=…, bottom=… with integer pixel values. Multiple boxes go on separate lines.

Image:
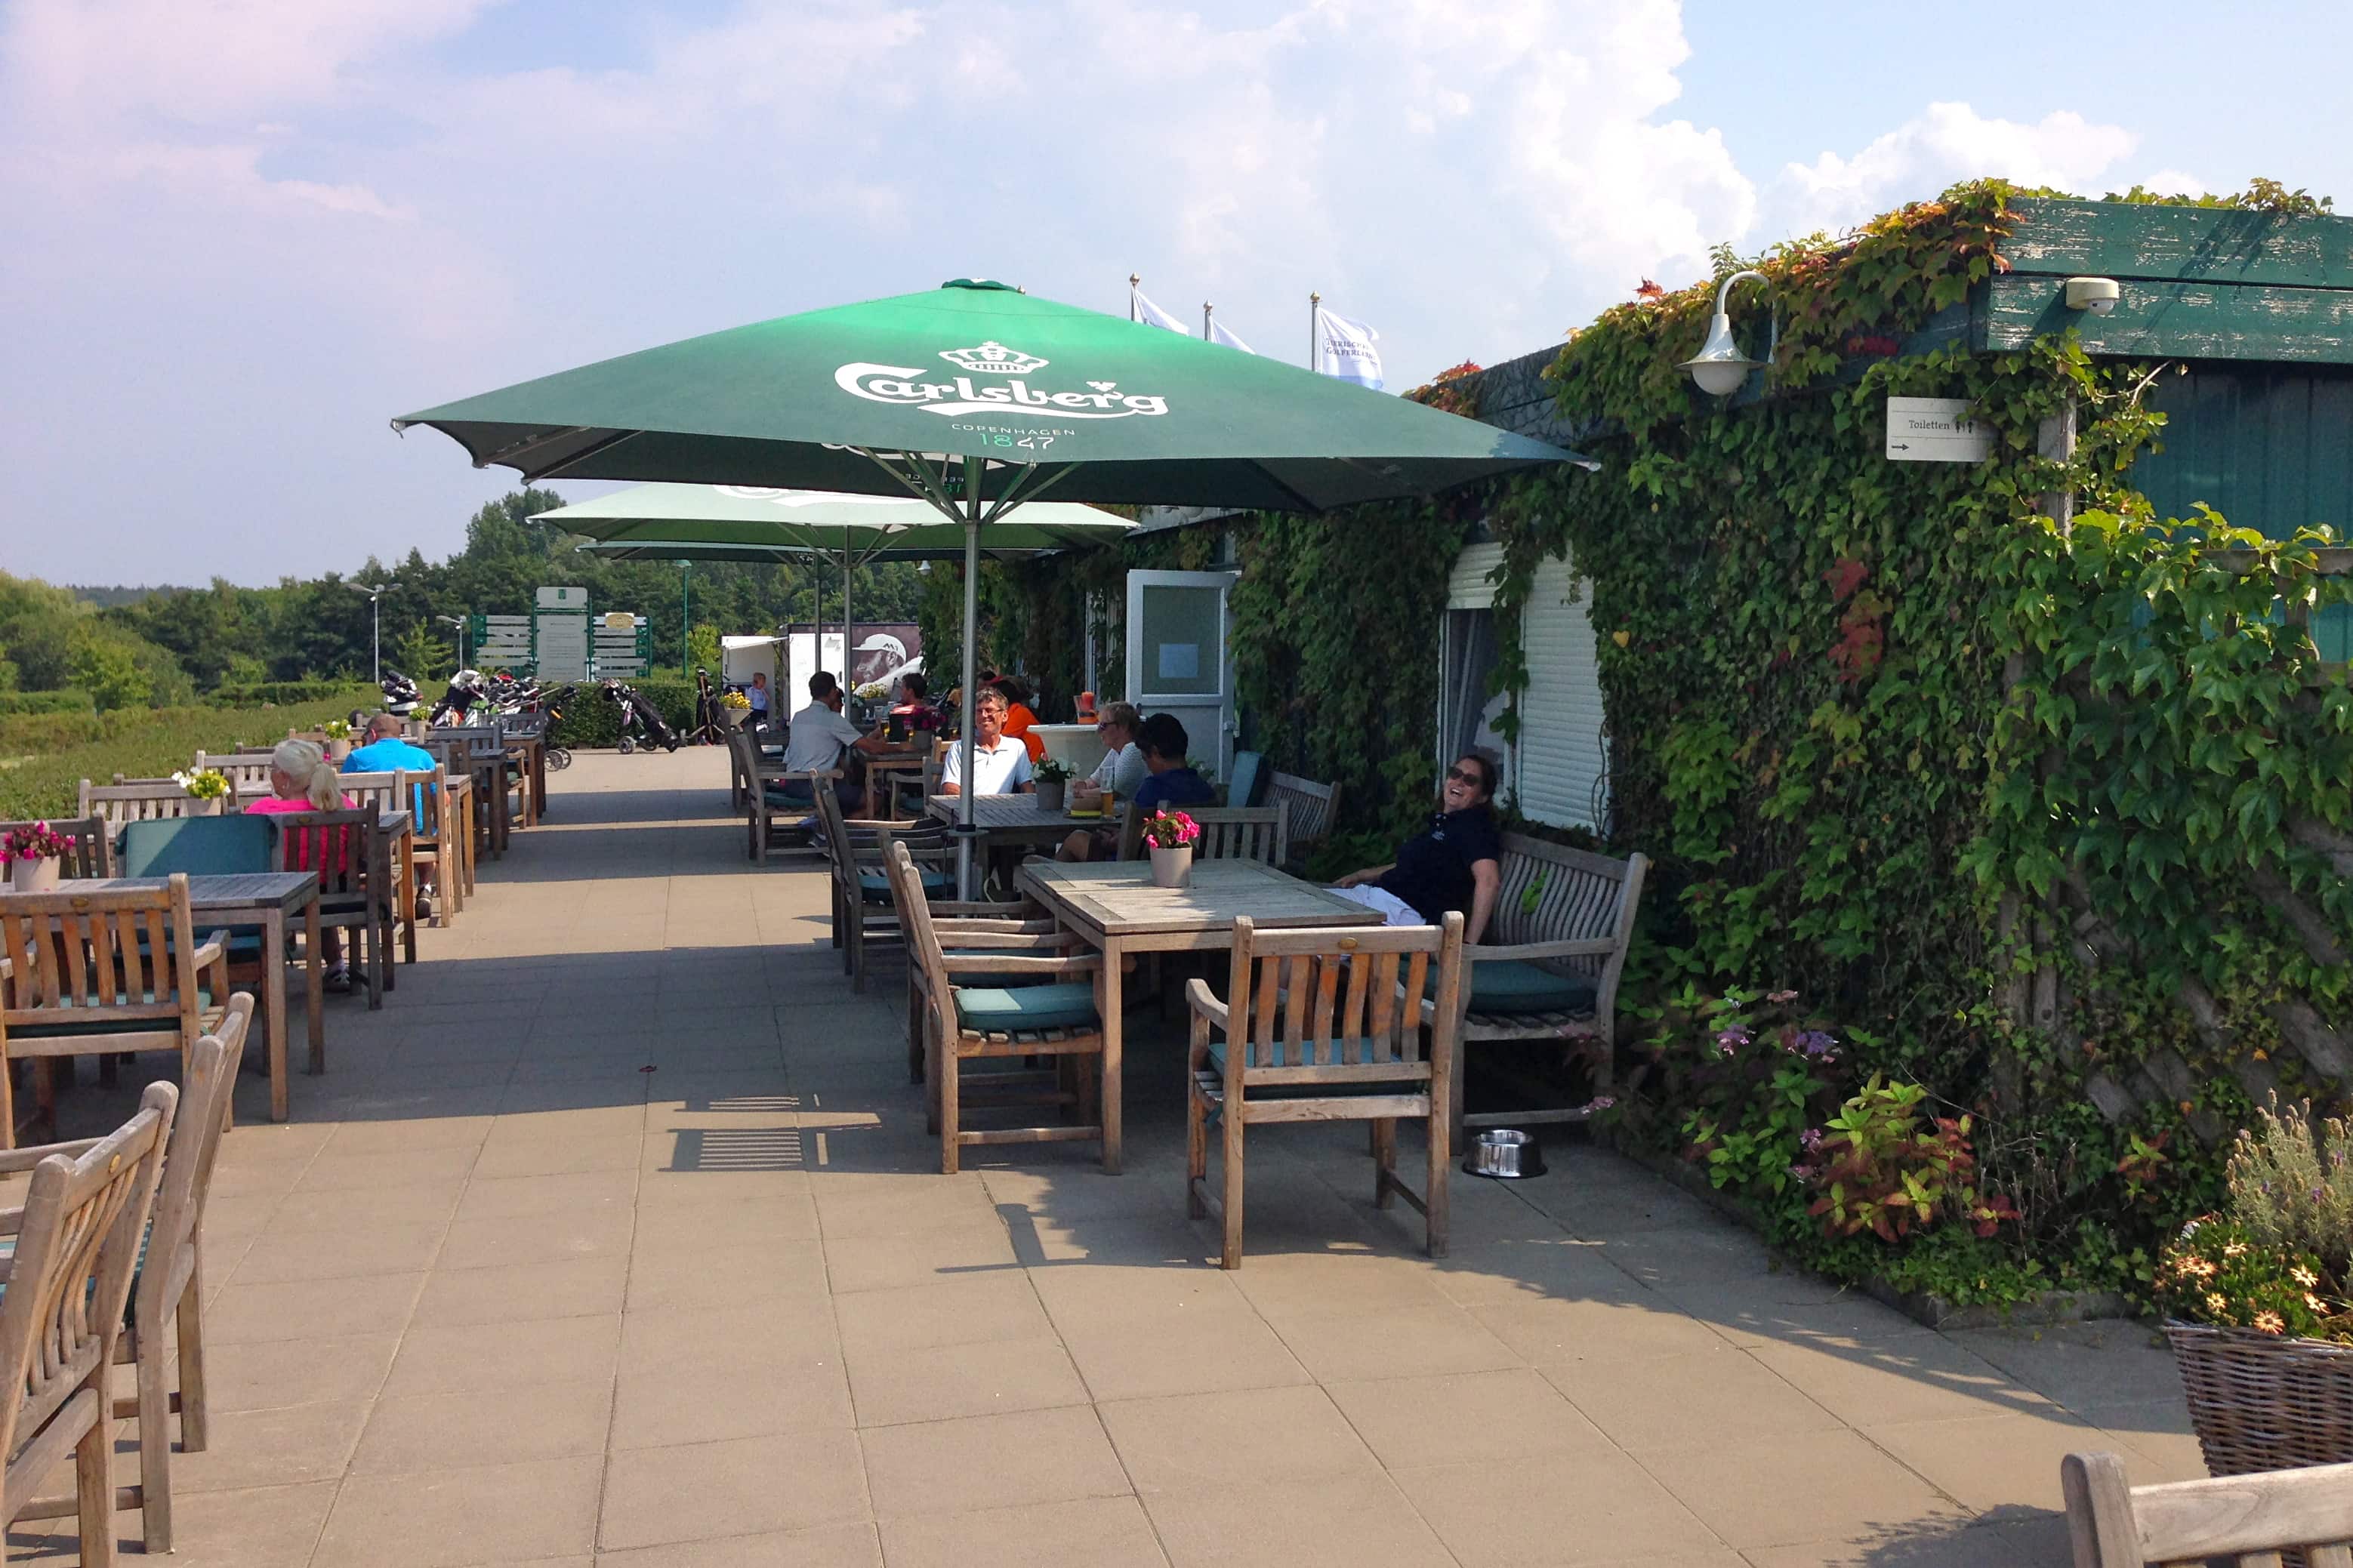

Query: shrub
left=2225, top=1097, right=2353, bottom=1270
left=544, top=680, right=696, bottom=749
left=2157, top=1216, right=2341, bottom=1338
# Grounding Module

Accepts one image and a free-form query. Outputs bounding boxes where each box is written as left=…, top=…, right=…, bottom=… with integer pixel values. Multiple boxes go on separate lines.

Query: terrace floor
left=11, top=749, right=2202, bottom=1567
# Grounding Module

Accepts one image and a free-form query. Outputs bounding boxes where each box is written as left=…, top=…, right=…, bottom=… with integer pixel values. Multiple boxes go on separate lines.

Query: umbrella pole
left=842, top=530, right=853, bottom=707
left=957, top=458, right=982, bottom=900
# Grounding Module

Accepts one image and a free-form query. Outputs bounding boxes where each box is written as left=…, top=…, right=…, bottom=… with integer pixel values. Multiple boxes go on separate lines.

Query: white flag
left=1130, top=285, right=1192, bottom=335
left=1207, top=315, right=1256, bottom=355
left=1314, top=306, right=1383, bottom=389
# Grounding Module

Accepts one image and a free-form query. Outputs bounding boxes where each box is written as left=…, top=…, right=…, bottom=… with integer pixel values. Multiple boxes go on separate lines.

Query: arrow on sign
left=1890, top=442, right=1910, bottom=451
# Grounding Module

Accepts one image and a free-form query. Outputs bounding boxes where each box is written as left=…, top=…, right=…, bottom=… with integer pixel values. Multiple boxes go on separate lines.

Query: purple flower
left=1796, top=1030, right=1837, bottom=1057
left=1799, top=1128, right=1824, bottom=1152
left=1714, top=1027, right=1750, bottom=1057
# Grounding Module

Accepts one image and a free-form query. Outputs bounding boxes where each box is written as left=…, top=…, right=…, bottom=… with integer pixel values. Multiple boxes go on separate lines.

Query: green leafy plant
left=1033, top=756, right=1074, bottom=784
left=2156, top=1216, right=2341, bottom=1338
left=1799, top=1077, right=2018, bottom=1243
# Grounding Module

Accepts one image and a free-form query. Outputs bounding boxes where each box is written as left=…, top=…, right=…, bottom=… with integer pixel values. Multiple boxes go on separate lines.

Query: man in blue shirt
left=1131, top=713, right=1217, bottom=816
left=341, top=713, right=437, bottom=775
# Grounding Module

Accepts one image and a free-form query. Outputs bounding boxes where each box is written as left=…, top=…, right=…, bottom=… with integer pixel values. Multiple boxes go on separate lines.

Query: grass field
left=0, top=689, right=376, bottom=821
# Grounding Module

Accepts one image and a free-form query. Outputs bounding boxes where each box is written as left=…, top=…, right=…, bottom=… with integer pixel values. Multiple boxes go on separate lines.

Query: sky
left=2, top=0, right=2349, bottom=586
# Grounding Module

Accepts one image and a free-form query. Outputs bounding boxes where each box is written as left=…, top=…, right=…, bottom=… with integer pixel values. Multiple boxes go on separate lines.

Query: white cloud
left=0, top=0, right=2173, bottom=581
left=1768, top=101, right=2139, bottom=239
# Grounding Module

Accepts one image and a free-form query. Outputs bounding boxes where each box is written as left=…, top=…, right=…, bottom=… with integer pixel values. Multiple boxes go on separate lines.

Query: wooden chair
left=0, top=876, right=230, bottom=1148
left=407, top=765, right=462, bottom=926
left=1266, top=771, right=1343, bottom=869
left=76, top=781, right=208, bottom=866
left=1188, top=806, right=1288, bottom=866
left=264, top=807, right=387, bottom=1010
left=2062, top=1449, right=2353, bottom=1566
left=0, top=1082, right=175, bottom=1568
left=888, top=842, right=1111, bottom=1174
left=337, top=772, right=419, bottom=969
left=7, top=1000, right=248, bottom=1553
left=190, top=753, right=276, bottom=801
left=811, top=787, right=951, bottom=993
left=1424, top=836, right=1646, bottom=1140
left=1187, top=912, right=1465, bottom=1268
left=730, top=728, right=839, bottom=866
left=0, top=818, right=109, bottom=879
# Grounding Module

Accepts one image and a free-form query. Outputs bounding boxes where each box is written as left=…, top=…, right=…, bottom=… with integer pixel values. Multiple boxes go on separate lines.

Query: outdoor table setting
left=53, top=871, right=322, bottom=1122
left=862, top=748, right=931, bottom=821
left=1014, top=857, right=1383, bottom=1170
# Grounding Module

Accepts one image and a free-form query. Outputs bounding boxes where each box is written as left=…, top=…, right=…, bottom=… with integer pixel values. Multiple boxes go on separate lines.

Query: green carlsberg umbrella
left=395, top=278, right=1590, bottom=894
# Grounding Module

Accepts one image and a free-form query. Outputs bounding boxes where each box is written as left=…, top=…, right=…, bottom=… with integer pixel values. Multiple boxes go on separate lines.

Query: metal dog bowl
left=1462, top=1129, right=1546, bottom=1179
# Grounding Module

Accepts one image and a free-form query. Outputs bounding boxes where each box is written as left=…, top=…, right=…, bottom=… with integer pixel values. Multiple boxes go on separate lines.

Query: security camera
left=2065, top=276, right=2121, bottom=316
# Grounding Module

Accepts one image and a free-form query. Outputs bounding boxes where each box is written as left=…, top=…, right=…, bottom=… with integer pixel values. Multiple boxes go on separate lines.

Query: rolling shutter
left=1513, top=554, right=1608, bottom=831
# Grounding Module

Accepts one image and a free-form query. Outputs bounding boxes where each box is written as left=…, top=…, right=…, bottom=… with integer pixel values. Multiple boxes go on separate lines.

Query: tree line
left=2, top=488, right=921, bottom=710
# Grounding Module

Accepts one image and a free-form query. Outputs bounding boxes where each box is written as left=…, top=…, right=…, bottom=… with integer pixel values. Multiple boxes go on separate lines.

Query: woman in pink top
left=245, top=738, right=359, bottom=991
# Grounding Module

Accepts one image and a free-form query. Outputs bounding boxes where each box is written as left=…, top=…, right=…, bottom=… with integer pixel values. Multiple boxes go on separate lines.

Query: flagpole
left=1308, top=291, right=1320, bottom=371
left=1129, top=273, right=1140, bottom=324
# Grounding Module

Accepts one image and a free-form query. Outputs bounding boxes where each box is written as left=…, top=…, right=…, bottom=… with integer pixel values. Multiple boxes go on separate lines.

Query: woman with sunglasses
left=1328, top=752, right=1502, bottom=944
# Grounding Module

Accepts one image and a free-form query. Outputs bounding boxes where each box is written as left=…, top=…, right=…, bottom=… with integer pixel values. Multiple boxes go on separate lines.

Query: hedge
left=544, top=680, right=698, bottom=749
left=0, top=690, right=96, bottom=717
left=0, top=689, right=377, bottom=821
left=205, top=679, right=370, bottom=707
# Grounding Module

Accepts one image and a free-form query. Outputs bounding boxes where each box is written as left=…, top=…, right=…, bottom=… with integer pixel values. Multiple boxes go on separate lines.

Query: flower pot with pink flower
left=1143, top=809, right=1201, bottom=889
left=2, top=821, right=79, bottom=893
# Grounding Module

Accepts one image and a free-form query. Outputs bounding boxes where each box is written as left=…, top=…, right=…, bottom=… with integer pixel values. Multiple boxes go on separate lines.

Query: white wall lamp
left=2064, top=276, right=2121, bottom=316
left=1681, top=268, right=1777, bottom=397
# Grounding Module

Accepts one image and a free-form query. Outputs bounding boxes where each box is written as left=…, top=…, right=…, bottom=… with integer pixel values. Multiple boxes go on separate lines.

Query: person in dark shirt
left=1330, top=752, right=1503, bottom=943
left=1130, top=713, right=1217, bottom=817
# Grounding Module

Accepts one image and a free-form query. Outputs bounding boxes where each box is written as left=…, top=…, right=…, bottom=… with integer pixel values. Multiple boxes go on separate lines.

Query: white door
left=1125, top=568, right=1238, bottom=781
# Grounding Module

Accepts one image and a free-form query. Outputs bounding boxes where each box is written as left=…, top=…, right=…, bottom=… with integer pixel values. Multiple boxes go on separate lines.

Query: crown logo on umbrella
left=939, top=341, right=1047, bottom=375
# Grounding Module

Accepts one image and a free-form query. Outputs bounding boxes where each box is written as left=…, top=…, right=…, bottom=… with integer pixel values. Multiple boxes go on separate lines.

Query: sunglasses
left=1445, top=767, right=1485, bottom=786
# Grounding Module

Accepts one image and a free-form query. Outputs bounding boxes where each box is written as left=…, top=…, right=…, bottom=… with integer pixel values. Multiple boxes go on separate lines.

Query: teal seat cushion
left=858, top=868, right=951, bottom=905
left=119, top=816, right=271, bottom=877
left=11, top=993, right=217, bottom=1039
left=1432, top=960, right=1596, bottom=1015
left=954, top=983, right=1098, bottom=1034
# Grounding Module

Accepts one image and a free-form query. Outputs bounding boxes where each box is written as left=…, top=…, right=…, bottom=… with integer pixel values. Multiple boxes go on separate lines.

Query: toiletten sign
left=1884, top=397, right=1992, bottom=464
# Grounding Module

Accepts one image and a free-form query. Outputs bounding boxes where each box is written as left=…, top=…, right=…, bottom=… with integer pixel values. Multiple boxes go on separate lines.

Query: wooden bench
left=1421, top=833, right=1647, bottom=1138
left=1266, top=772, right=1340, bottom=870
left=2063, top=1449, right=2353, bottom=1566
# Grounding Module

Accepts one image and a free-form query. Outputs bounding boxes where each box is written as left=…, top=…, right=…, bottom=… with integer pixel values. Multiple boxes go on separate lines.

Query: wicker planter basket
left=2166, top=1320, right=2353, bottom=1474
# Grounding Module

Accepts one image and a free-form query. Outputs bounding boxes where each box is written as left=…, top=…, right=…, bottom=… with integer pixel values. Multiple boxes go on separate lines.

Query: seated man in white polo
left=939, top=686, right=1035, bottom=796
left=779, top=670, right=890, bottom=812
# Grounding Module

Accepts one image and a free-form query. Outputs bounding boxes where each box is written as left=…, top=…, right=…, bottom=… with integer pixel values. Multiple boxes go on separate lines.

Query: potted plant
left=720, top=689, right=751, bottom=727
left=851, top=681, right=888, bottom=725
left=172, top=767, right=233, bottom=815
left=2, top=821, right=77, bottom=893
left=2157, top=1096, right=2353, bottom=1477
left=1033, top=756, right=1074, bottom=813
left=1142, top=809, right=1201, bottom=889
left=322, top=718, right=353, bottom=762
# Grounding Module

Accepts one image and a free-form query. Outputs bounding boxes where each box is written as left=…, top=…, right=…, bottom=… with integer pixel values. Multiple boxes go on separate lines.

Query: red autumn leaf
left=1634, top=279, right=1666, bottom=300
left=1821, top=557, right=1869, bottom=602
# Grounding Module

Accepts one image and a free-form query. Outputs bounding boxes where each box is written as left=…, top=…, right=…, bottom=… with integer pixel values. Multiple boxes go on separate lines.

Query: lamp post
left=679, top=561, right=691, bottom=678
left=344, top=580, right=397, bottom=685
left=1681, top=269, right=1774, bottom=397
left=436, top=615, right=468, bottom=673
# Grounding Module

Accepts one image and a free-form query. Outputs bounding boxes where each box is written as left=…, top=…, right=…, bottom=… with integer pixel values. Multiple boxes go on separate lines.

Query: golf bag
left=378, top=667, right=421, bottom=718
left=430, top=669, right=489, bottom=727
left=600, top=679, right=679, bottom=753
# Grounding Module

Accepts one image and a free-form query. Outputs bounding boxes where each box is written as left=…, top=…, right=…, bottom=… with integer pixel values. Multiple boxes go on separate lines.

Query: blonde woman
left=244, top=738, right=359, bottom=992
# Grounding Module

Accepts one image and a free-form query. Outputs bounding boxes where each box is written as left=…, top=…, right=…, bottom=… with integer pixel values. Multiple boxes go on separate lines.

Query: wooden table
left=58, top=873, right=322, bottom=1123
left=927, top=793, right=1094, bottom=846
left=1015, top=859, right=1383, bottom=1173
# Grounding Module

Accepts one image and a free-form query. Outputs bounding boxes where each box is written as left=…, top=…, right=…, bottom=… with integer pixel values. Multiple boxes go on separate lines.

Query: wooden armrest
left=1469, top=938, right=1619, bottom=963
left=931, top=899, right=1038, bottom=919
left=0, top=1139, right=100, bottom=1176
left=190, top=929, right=232, bottom=967
left=932, top=930, right=1071, bottom=951
left=1186, top=978, right=1229, bottom=1027
left=933, top=919, right=1057, bottom=937
left=942, top=953, right=1102, bottom=978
